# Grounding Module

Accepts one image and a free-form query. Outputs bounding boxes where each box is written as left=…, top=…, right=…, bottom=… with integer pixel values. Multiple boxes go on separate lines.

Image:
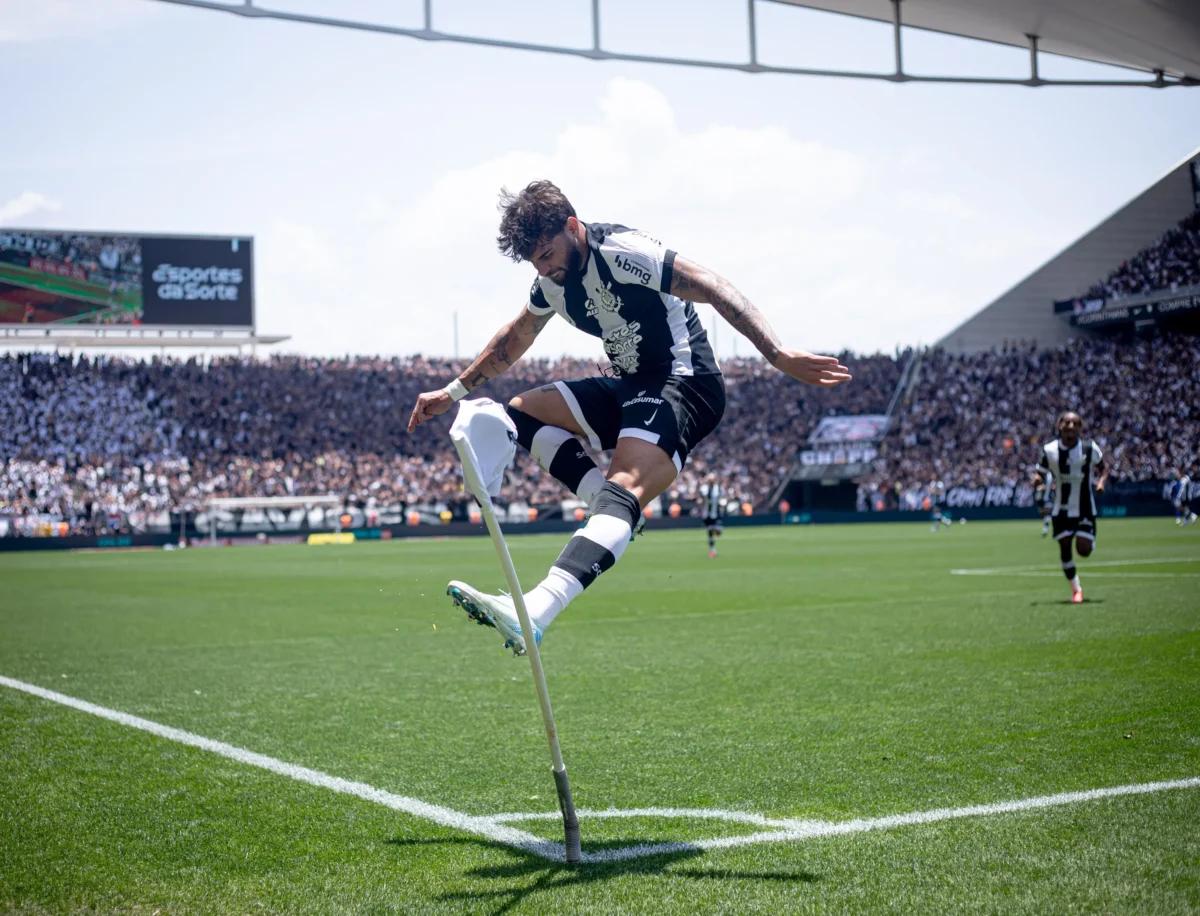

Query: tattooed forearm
left=456, top=306, right=554, bottom=391
left=670, top=255, right=782, bottom=364
left=707, top=279, right=782, bottom=364
left=461, top=325, right=515, bottom=391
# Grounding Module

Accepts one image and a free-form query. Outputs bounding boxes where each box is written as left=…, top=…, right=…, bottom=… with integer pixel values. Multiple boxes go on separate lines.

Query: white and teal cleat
left=447, top=580, right=542, bottom=657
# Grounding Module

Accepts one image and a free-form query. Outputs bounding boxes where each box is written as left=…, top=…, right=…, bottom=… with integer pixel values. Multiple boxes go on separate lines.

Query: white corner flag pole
left=451, top=434, right=582, bottom=864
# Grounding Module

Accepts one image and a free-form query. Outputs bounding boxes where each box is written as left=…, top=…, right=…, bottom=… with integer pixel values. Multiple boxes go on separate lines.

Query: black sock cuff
left=595, top=480, right=641, bottom=528
left=506, top=405, right=543, bottom=451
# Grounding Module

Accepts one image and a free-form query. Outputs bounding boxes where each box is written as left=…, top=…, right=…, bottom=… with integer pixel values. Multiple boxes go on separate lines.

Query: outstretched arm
left=407, top=304, right=553, bottom=433
left=459, top=305, right=553, bottom=392
left=669, top=255, right=851, bottom=387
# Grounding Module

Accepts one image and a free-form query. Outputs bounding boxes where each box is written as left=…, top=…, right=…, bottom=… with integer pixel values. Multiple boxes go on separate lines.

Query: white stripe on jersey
left=701, top=483, right=723, bottom=518
left=1039, top=439, right=1103, bottom=518
left=664, top=297, right=694, bottom=375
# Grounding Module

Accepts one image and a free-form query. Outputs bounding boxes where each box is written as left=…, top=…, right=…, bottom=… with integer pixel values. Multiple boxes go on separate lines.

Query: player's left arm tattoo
left=458, top=306, right=553, bottom=391
left=670, top=255, right=781, bottom=364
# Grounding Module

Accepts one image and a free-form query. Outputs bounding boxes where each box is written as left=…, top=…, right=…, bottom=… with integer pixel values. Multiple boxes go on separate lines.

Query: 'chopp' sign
left=140, top=235, right=254, bottom=327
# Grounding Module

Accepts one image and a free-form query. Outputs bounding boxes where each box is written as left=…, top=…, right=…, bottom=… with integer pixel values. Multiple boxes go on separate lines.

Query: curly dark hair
left=496, top=181, right=576, bottom=262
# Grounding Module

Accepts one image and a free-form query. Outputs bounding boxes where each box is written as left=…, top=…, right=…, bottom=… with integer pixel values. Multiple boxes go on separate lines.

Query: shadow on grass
left=1027, top=597, right=1107, bottom=606
left=387, top=835, right=819, bottom=915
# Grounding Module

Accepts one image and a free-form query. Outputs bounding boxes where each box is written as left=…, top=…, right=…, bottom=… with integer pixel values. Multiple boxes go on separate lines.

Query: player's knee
left=1076, top=538, right=1093, bottom=557
left=1058, top=538, right=1073, bottom=561
left=505, top=402, right=542, bottom=451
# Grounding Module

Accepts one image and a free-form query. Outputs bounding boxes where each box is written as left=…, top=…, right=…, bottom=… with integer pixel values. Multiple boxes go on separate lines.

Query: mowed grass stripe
left=0, top=674, right=563, bottom=859
left=3, top=673, right=1196, bottom=867
left=2, top=519, right=1198, bottom=911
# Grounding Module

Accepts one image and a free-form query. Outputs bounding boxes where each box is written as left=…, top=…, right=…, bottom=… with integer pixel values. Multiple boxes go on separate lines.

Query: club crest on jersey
left=585, top=282, right=623, bottom=319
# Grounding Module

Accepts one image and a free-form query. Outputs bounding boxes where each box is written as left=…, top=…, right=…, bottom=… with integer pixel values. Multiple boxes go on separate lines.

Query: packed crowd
left=3, top=329, right=1198, bottom=534
left=1083, top=209, right=1200, bottom=301
left=861, top=331, right=1200, bottom=508
left=0, top=351, right=897, bottom=534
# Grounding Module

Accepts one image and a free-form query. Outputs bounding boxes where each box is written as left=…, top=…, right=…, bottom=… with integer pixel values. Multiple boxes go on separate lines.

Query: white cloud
left=253, top=77, right=1061, bottom=359
left=0, top=0, right=162, bottom=43
left=0, top=191, right=63, bottom=224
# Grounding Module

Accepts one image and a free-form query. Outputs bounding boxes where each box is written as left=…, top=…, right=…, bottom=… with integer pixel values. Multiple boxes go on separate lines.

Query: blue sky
left=2, top=0, right=1197, bottom=360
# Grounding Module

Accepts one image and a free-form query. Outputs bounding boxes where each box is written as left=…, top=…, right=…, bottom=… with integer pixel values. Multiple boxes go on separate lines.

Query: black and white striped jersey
left=1037, top=438, right=1103, bottom=518
left=526, top=223, right=720, bottom=378
left=700, top=482, right=724, bottom=519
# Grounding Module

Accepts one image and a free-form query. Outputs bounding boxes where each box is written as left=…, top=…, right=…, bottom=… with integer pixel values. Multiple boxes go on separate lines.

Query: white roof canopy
left=774, top=0, right=1200, bottom=80
left=149, top=0, right=1200, bottom=87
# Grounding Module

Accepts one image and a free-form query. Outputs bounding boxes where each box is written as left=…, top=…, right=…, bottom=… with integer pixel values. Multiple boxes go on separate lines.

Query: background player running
left=1031, top=411, right=1109, bottom=604
left=407, top=180, right=851, bottom=654
left=1170, top=469, right=1197, bottom=526
left=698, top=473, right=725, bottom=558
left=1035, top=471, right=1056, bottom=536
left=929, top=478, right=952, bottom=532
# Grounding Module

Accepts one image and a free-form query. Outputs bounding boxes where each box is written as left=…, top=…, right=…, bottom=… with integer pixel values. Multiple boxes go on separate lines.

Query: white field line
left=4, top=674, right=1198, bottom=865
left=952, top=557, right=1199, bottom=575
left=576, top=777, right=1200, bottom=863
left=955, top=572, right=1200, bottom=579
left=0, top=675, right=561, bottom=861
left=492, top=807, right=815, bottom=829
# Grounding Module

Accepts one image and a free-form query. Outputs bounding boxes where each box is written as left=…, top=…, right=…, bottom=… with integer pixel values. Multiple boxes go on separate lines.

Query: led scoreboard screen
left=0, top=229, right=254, bottom=328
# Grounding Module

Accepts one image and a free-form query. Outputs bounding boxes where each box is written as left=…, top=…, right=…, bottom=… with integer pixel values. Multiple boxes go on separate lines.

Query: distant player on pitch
left=929, top=478, right=952, bottom=532
left=1170, top=469, right=1197, bottom=526
left=698, top=473, right=725, bottom=558
left=408, top=180, right=851, bottom=653
left=1031, top=411, right=1109, bottom=604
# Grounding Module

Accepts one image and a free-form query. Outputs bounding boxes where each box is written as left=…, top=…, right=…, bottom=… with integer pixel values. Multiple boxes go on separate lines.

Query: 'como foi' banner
left=0, top=229, right=253, bottom=328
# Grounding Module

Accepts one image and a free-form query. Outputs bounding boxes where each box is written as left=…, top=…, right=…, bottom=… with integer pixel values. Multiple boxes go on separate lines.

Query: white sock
left=1070, top=575, right=1081, bottom=591
left=525, top=508, right=635, bottom=630
left=525, top=567, right=583, bottom=630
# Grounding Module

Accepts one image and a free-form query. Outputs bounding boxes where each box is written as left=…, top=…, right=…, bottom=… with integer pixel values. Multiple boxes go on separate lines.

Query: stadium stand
left=1081, top=209, right=1200, bottom=301
left=864, top=332, right=1200, bottom=510
left=0, top=351, right=895, bottom=534
left=2, top=330, right=1198, bottom=535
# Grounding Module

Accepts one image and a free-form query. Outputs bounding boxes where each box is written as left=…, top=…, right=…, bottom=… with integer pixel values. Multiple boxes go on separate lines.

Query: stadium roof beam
left=145, top=0, right=1198, bottom=88
left=0, top=326, right=289, bottom=350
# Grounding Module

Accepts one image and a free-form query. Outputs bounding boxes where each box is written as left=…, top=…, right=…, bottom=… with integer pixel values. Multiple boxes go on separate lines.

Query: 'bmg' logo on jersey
left=613, top=253, right=652, bottom=285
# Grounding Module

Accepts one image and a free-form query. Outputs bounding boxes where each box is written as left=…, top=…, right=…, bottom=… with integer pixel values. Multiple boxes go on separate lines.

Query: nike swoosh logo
left=644, top=409, right=658, bottom=426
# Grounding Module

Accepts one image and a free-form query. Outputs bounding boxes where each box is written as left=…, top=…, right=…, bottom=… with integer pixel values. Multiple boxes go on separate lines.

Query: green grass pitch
left=1, top=519, right=1198, bottom=914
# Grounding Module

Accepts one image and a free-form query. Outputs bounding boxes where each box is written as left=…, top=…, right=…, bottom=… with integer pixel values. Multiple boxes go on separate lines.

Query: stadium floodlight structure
left=146, top=0, right=1200, bottom=88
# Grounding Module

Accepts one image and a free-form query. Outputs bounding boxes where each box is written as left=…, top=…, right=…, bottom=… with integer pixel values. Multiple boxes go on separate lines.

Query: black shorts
left=554, top=373, right=725, bottom=471
left=1052, top=514, right=1096, bottom=542
left=704, top=515, right=724, bottom=532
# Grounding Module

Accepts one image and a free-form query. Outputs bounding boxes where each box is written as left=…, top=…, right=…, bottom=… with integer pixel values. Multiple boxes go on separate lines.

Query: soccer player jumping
left=407, top=180, right=851, bottom=653
left=1031, top=411, right=1109, bottom=604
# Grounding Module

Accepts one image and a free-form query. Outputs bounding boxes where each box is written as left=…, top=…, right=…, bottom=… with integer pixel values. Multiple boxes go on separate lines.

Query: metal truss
left=145, top=0, right=1196, bottom=88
